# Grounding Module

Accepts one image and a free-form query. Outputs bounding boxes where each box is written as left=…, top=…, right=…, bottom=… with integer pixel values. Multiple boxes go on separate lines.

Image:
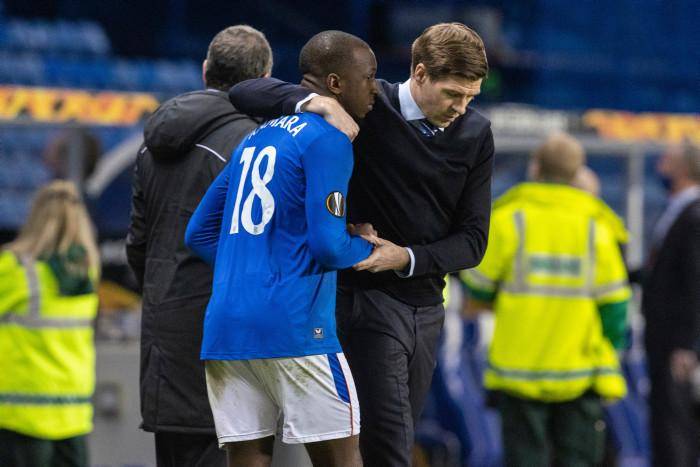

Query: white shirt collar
left=398, top=79, right=444, bottom=131
left=669, top=185, right=700, bottom=206
left=652, top=185, right=700, bottom=246
left=398, top=79, right=425, bottom=121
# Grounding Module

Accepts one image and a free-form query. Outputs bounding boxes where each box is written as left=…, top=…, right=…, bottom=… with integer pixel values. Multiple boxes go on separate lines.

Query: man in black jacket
left=125, top=25, right=272, bottom=467
left=643, top=141, right=700, bottom=467
left=228, top=23, right=493, bottom=466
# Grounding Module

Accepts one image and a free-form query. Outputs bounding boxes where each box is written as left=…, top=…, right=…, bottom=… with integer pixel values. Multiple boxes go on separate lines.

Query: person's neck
left=300, top=76, right=333, bottom=99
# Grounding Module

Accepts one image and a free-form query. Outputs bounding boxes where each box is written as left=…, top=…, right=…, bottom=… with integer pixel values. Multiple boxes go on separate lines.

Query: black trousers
left=336, top=286, right=445, bottom=467
left=646, top=349, right=699, bottom=467
left=154, top=431, right=225, bottom=467
left=0, top=429, right=87, bottom=467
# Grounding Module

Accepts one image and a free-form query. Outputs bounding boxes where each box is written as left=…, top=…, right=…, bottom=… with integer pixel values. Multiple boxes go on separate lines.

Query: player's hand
left=303, top=96, right=359, bottom=141
left=347, top=223, right=377, bottom=237
left=670, top=348, right=698, bottom=382
left=353, top=237, right=410, bottom=273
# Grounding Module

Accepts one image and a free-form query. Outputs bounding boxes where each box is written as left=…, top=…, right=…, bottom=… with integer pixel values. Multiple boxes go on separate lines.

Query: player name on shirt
left=249, top=115, right=308, bottom=138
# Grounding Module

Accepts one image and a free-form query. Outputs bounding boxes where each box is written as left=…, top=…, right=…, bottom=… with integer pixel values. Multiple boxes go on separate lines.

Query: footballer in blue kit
left=185, top=31, right=378, bottom=467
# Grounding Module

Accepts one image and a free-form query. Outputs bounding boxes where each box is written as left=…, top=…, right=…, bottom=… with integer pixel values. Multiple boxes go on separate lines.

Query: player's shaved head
left=299, top=30, right=370, bottom=79
left=298, top=30, right=378, bottom=120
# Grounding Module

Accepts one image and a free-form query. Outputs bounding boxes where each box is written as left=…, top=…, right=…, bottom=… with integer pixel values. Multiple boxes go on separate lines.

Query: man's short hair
left=411, top=23, right=488, bottom=82
left=204, top=25, right=273, bottom=91
left=682, top=140, right=700, bottom=183
left=298, top=30, right=369, bottom=79
left=533, top=132, right=586, bottom=184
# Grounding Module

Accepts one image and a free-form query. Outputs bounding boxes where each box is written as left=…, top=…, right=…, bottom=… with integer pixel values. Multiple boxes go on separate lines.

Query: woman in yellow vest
left=462, top=133, right=631, bottom=466
left=0, top=180, right=100, bottom=467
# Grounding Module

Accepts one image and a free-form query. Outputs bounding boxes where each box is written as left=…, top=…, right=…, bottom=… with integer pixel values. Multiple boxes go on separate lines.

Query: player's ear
left=326, top=73, right=342, bottom=96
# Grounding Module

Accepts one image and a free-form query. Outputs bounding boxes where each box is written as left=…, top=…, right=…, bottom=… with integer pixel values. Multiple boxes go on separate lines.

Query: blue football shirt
left=186, top=112, right=372, bottom=360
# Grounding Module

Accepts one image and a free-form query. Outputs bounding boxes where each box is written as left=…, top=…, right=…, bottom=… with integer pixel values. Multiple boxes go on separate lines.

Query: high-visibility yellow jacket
left=462, top=183, right=630, bottom=402
left=0, top=250, right=98, bottom=439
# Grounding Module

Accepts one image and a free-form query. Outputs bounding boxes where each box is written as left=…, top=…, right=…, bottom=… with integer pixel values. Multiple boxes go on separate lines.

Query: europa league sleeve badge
left=325, top=191, right=346, bottom=218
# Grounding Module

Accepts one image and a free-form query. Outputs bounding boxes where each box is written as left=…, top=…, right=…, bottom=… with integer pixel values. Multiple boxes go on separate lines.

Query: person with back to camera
left=227, top=23, right=494, bottom=466
left=186, top=30, right=380, bottom=467
left=125, top=25, right=273, bottom=467
left=462, top=133, right=631, bottom=466
left=0, top=180, right=100, bottom=467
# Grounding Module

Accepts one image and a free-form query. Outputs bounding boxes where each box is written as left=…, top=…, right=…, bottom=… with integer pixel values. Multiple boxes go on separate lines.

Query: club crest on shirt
left=325, top=192, right=345, bottom=218
left=313, top=328, right=324, bottom=339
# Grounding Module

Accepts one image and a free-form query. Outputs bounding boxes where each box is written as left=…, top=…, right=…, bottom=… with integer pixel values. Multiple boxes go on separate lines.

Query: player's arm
left=229, top=79, right=358, bottom=141
left=125, top=148, right=147, bottom=289
left=184, top=162, right=231, bottom=267
left=303, top=131, right=373, bottom=270
left=408, top=126, right=494, bottom=277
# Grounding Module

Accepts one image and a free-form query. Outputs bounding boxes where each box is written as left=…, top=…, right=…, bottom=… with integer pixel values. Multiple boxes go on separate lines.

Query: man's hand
left=353, top=237, right=409, bottom=273
left=671, top=349, right=698, bottom=383
left=347, top=223, right=377, bottom=237
left=303, top=96, right=359, bottom=141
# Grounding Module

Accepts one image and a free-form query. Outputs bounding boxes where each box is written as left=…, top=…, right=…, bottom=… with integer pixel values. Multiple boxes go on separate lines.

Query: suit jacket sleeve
left=125, top=148, right=147, bottom=289
left=409, top=126, right=494, bottom=276
left=677, top=209, right=700, bottom=350
left=228, top=78, right=312, bottom=119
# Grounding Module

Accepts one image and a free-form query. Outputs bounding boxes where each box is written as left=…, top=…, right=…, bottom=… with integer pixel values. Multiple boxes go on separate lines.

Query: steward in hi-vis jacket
left=463, top=133, right=631, bottom=466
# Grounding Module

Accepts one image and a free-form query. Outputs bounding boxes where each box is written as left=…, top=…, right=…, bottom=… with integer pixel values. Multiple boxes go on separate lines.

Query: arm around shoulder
left=228, top=78, right=312, bottom=119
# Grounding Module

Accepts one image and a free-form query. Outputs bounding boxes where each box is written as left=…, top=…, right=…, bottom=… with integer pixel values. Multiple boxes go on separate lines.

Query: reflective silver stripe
left=503, top=211, right=593, bottom=298
left=587, top=218, right=596, bottom=292
left=19, top=256, right=41, bottom=319
left=0, top=313, right=93, bottom=329
left=513, top=210, right=526, bottom=292
left=500, top=284, right=593, bottom=298
left=463, top=268, right=496, bottom=289
left=593, top=280, right=629, bottom=298
left=489, top=363, right=621, bottom=380
left=0, top=258, right=93, bottom=329
left=0, top=393, right=91, bottom=405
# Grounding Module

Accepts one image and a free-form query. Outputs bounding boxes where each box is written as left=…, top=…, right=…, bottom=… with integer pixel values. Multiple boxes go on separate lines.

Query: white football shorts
left=205, top=353, right=360, bottom=446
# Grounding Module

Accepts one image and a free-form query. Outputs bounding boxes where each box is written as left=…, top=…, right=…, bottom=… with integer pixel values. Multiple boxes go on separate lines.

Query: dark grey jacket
left=126, top=89, right=256, bottom=433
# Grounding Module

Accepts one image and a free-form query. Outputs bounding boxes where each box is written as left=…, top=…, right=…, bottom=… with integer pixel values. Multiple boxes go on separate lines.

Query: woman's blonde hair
left=5, top=180, right=100, bottom=275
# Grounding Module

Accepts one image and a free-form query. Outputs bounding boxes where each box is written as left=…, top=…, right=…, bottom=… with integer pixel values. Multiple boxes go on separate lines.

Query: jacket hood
left=144, top=90, right=244, bottom=159
left=494, top=182, right=629, bottom=244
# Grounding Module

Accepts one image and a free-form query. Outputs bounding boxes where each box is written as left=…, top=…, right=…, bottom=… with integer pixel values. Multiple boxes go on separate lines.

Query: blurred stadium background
left=0, top=0, right=698, bottom=465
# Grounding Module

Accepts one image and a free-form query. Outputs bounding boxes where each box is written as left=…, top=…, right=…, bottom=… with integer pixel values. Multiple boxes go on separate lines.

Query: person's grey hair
left=682, top=139, right=700, bottom=183
left=298, top=30, right=369, bottom=79
left=204, top=25, right=273, bottom=91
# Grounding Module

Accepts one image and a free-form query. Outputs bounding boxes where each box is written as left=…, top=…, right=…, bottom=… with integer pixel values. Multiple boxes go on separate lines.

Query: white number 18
left=230, top=145, right=276, bottom=235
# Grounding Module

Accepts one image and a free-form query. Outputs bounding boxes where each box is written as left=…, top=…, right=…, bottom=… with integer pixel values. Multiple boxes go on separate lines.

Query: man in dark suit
left=643, top=140, right=700, bottom=467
